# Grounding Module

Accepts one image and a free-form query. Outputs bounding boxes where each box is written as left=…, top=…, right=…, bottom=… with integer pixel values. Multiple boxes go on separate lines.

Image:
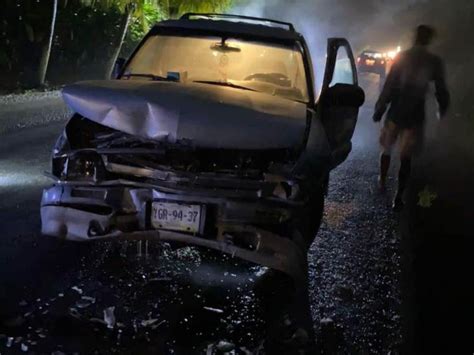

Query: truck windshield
left=123, top=35, right=309, bottom=103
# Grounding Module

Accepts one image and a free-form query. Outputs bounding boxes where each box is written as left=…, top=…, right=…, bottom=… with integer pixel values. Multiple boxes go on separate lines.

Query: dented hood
left=62, top=80, right=308, bottom=150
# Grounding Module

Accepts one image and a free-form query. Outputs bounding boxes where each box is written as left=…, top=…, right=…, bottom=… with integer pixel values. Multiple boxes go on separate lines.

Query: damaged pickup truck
left=41, top=14, right=364, bottom=281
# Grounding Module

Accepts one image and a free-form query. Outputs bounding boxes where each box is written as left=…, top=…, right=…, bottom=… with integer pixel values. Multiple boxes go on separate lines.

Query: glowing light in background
left=384, top=46, right=402, bottom=60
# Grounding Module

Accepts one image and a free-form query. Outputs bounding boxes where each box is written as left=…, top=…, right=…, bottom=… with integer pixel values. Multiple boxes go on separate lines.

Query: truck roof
left=153, top=13, right=302, bottom=43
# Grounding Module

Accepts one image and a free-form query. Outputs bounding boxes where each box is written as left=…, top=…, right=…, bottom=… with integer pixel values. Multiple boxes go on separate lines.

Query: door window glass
left=330, top=46, right=355, bottom=86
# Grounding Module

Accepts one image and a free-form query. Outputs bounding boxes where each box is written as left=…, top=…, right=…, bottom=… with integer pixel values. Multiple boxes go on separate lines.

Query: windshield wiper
left=193, top=80, right=257, bottom=92
left=122, top=73, right=176, bottom=81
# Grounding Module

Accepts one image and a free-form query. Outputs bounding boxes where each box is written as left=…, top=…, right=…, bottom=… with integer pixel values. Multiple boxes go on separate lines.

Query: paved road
left=0, top=79, right=404, bottom=354
left=0, top=91, right=69, bottom=134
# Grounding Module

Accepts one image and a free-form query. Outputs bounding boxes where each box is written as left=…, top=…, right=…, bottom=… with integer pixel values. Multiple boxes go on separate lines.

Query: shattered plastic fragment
left=239, top=347, right=253, bottom=355
left=320, top=317, right=334, bottom=325
left=69, top=308, right=82, bottom=319
left=254, top=267, right=268, bottom=277
left=203, top=306, right=224, bottom=314
left=6, top=337, right=13, bottom=347
left=76, top=296, right=96, bottom=309
left=140, top=319, right=159, bottom=327
left=206, top=344, right=213, bottom=355
left=103, top=307, right=116, bottom=329
left=216, top=340, right=235, bottom=352
left=71, top=286, right=83, bottom=295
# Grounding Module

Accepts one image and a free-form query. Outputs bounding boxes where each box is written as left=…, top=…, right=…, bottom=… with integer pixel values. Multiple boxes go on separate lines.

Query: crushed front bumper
left=41, top=183, right=307, bottom=281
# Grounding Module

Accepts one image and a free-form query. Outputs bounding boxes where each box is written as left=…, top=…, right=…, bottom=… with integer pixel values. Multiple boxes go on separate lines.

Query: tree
left=38, top=0, right=58, bottom=85
left=103, top=0, right=233, bottom=79
left=15, top=0, right=60, bottom=86
left=158, top=0, right=232, bottom=19
left=78, top=1, right=150, bottom=79
left=104, top=2, right=135, bottom=79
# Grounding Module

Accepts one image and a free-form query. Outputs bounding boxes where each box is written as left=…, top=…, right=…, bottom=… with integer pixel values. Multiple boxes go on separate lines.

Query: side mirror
left=112, top=57, right=126, bottom=79
left=321, top=83, right=365, bottom=108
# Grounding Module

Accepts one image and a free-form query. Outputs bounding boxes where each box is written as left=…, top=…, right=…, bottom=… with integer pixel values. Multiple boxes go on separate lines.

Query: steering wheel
left=244, top=72, right=290, bottom=86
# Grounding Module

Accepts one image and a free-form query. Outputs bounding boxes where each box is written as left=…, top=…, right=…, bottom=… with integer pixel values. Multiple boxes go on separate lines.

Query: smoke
left=231, top=0, right=436, bottom=49
left=232, top=1, right=474, bottom=115
left=231, top=0, right=420, bottom=92
left=232, top=0, right=474, bottom=154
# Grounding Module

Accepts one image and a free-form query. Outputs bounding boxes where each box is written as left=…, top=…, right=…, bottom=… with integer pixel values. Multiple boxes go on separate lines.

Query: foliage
left=121, top=2, right=165, bottom=57
left=121, top=0, right=234, bottom=56
left=165, top=0, right=233, bottom=18
left=0, top=0, right=234, bottom=89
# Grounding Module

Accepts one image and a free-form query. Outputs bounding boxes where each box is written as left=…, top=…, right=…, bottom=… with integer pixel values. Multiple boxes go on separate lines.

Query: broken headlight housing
left=53, top=151, right=106, bottom=182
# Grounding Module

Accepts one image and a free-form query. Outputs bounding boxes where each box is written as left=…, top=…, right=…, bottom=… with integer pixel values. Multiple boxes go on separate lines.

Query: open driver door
left=292, top=38, right=364, bottom=182
left=319, top=38, right=365, bottom=168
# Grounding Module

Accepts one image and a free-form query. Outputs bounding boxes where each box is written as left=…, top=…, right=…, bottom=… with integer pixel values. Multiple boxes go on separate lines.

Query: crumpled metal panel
left=40, top=184, right=307, bottom=281
left=62, top=80, right=308, bottom=150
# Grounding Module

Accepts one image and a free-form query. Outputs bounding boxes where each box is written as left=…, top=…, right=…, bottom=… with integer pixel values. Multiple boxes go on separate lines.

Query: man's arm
left=373, top=61, right=399, bottom=122
left=434, top=57, right=450, bottom=117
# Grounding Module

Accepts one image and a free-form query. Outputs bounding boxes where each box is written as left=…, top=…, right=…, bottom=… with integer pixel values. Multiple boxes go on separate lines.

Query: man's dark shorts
left=380, top=119, right=424, bottom=158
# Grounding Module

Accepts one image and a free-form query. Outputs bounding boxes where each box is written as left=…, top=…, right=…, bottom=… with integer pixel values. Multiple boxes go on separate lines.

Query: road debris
left=71, top=286, right=83, bottom=295
left=215, top=340, right=235, bottom=352
left=76, top=296, right=96, bottom=309
left=203, top=306, right=224, bottom=314
left=140, top=318, right=159, bottom=327
left=6, top=337, right=13, bottom=348
left=418, top=186, right=438, bottom=208
left=103, top=307, right=116, bottom=329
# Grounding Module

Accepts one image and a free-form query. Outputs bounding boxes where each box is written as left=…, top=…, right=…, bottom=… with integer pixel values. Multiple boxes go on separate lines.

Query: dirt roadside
left=400, top=117, right=474, bottom=354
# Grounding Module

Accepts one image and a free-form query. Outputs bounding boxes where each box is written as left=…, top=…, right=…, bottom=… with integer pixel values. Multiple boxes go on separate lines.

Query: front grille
left=71, top=188, right=107, bottom=200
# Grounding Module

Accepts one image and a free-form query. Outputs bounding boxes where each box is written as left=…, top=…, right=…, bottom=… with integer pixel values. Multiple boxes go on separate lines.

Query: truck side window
left=330, top=47, right=355, bottom=86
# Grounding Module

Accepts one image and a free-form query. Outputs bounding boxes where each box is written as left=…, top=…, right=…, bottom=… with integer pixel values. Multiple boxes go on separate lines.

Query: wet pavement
left=1, top=80, right=406, bottom=354
left=309, top=108, right=402, bottom=354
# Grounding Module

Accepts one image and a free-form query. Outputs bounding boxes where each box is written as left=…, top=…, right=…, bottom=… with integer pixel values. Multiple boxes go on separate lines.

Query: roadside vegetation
left=0, top=0, right=233, bottom=92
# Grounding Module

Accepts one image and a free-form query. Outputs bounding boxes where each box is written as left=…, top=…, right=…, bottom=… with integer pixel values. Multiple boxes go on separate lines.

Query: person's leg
left=393, top=157, right=412, bottom=209
left=379, top=153, right=391, bottom=190
left=378, top=120, right=399, bottom=191
left=393, top=127, right=418, bottom=210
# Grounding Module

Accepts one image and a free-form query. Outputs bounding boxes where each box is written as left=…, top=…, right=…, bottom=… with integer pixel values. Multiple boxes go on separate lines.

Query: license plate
left=365, top=59, right=375, bottom=66
left=151, top=202, right=202, bottom=233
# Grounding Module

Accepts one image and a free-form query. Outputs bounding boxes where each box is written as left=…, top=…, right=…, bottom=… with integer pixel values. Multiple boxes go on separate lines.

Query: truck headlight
left=63, top=151, right=106, bottom=182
